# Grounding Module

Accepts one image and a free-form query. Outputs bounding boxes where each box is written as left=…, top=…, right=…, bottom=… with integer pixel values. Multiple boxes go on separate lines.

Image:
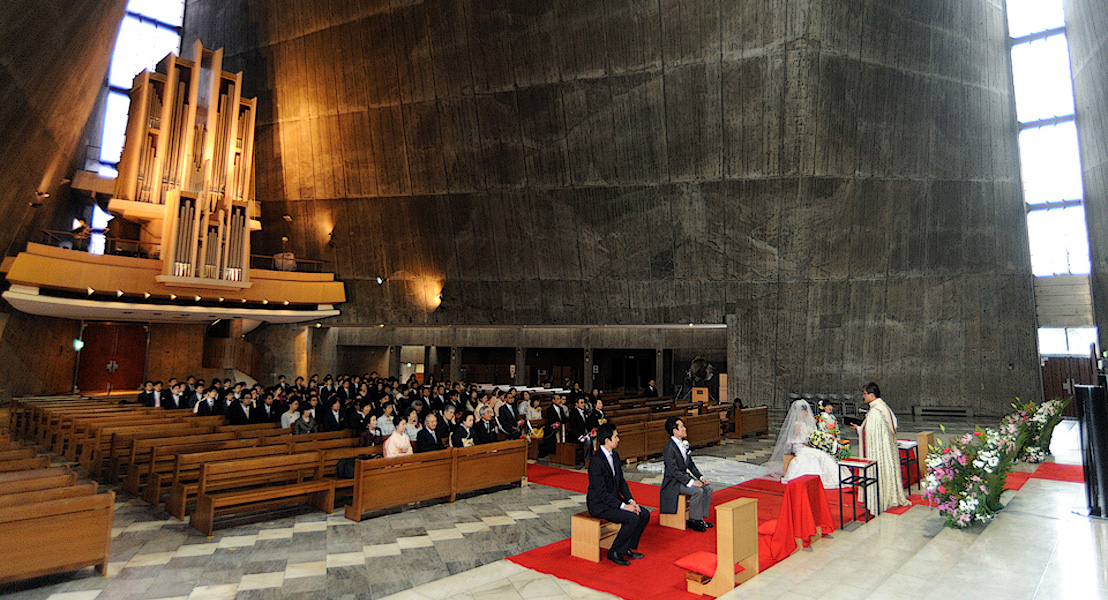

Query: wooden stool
left=570, top=511, right=621, bottom=563
left=660, top=493, right=689, bottom=530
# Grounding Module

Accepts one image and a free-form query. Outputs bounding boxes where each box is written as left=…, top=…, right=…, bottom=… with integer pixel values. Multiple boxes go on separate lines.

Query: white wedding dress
left=766, top=400, right=844, bottom=489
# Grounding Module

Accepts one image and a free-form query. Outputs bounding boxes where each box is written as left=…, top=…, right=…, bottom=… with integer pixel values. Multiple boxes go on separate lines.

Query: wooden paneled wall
left=183, top=0, right=1041, bottom=411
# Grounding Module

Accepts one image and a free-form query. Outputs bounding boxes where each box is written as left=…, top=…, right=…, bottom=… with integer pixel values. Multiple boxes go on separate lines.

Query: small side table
left=838, top=457, right=879, bottom=528
left=898, top=439, right=920, bottom=492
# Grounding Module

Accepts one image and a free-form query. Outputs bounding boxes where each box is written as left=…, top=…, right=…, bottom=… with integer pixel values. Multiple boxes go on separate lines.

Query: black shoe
left=701, top=520, right=714, bottom=529
left=606, top=550, right=631, bottom=565
left=687, top=519, right=708, bottom=532
left=624, top=550, right=645, bottom=559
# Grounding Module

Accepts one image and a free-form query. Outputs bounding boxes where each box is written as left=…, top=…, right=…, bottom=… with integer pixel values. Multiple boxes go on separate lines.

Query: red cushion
left=674, top=551, right=745, bottom=578
left=757, top=520, right=778, bottom=536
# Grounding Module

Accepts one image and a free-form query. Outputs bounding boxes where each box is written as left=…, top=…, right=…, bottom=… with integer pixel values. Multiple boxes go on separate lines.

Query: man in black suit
left=660, top=417, right=713, bottom=531
left=587, top=424, right=650, bottom=565
left=566, top=396, right=591, bottom=442
left=416, top=414, right=444, bottom=452
left=317, top=397, right=345, bottom=432
left=643, top=379, right=659, bottom=398
left=254, top=393, right=281, bottom=424
left=196, top=388, right=220, bottom=416
left=451, top=411, right=476, bottom=447
left=540, top=395, right=567, bottom=458
left=497, top=399, right=522, bottom=439
left=226, top=394, right=254, bottom=425
left=165, top=383, right=184, bottom=410
left=437, top=404, right=457, bottom=441
left=137, top=381, right=155, bottom=407
left=474, top=406, right=500, bottom=444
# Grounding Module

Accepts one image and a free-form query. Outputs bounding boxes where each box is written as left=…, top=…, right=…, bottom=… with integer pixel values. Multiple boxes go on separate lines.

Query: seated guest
left=254, top=392, right=281, bottom=424
left=474, top=406, right=500, bottom=445
left=292, top=376, right=307, bottom=396
left=195, top=387, right=221, bottom=416
left=135, top=380, right=154, bottom=406
left=417, top=414, right=444, bottom=452
left=349, top=401, right=374, bottom=433
left=661, top=417, right=713, bottom=532
left=497, top=396, right=523, bottom=439
left=166, top=382, right=185, bottom=410
left=318, top=397, right=345, bottom=432
left=384, top=415, right=413, bottom=457
left=451, top=411, right=476, bottom=448
left=359, top=414, right=383, bottom=447
left=303, top=394, right=319, bottom=420
left=588, top=398, right=608, bottom=430
left=642, top=379, right=659, bottom=397
left=280, top=398, right=301, bottom=429
left=405, top=408, right=422, bottom=438
left=523, top=394, right=543, bottom=420
left=377, top=403, right=397, bottom=436
left=227, top=394, right=254, bottom=425
left=292, top=407, right=317, bottom=435
left=587, top=424, right=650, bottom=565
left=437, top=404, right=457, bottom=441
left=567, top=396, right=591, bottom=442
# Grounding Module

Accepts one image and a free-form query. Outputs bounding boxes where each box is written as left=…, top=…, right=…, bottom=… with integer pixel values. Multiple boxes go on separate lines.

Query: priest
left=855, top=382, right=910, bottom=513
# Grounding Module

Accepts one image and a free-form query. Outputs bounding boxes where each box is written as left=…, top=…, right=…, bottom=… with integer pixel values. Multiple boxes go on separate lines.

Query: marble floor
left=1, top=414, right=1099, bottom=600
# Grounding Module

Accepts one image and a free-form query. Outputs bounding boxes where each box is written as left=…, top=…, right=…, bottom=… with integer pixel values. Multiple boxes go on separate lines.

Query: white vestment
left=860, top=398, right=910, bottom=512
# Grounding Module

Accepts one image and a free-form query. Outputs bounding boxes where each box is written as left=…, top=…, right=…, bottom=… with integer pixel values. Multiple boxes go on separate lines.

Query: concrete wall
left=1066, top=0, right=1108, bottom=355
left=183, top=0, right=1041, bottom=412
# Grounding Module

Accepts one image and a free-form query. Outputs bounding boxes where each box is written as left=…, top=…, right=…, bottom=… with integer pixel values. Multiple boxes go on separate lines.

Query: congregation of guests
left=121, top=371, right=634, bottom=461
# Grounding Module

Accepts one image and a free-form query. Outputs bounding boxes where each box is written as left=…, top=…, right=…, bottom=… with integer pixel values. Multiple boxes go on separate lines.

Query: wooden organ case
left=113, top=41, right=257, bottom=290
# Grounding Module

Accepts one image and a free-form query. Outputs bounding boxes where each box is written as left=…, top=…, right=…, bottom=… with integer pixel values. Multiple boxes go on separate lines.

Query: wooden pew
left=452, top=439, right=527, bottom=499
left=190, top=452, right=334, bottom=536
left=344, top=440, right=527, bottom=522
left=344, top=449, right=454, bottom=522
left=0, top=456, right=50, bottom=472
left=122, top=432, right=242, bottom=493
left=0, top=482, right=99, bottom=508
left=0, top=448, right=35, bottom=461
left=166, top=446, right=281, bottom=520
left=676, top=497, right=759, bottom=597
left=0, top=473, right=78, bottom=495
left=108, top=423, right=281, bottom=484
left=731, top=407, right=769, bottom=439
left=0, top=490, right=115, bottom=584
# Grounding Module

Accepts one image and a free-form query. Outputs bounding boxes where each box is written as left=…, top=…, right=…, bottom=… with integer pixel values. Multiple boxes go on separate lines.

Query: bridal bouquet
left=924, top=410, right=1030, bottom=528
left=806, top=430, right=850, bottom=460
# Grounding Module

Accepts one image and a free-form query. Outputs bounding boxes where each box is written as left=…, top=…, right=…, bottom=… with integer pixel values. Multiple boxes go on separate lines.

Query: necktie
left=607, top=452, right=615, bottom=476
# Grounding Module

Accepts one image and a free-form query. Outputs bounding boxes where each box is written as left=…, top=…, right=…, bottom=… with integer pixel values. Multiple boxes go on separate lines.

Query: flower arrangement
left=806, top=429, right=851, bottom=460
left=923, top=405, right=1032, bottom=528
left=1019, top=397, right=1070, bottom=463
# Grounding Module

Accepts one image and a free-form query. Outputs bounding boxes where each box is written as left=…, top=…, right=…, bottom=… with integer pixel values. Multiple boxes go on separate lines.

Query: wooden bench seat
left=570, top=511, right=621, bottom=563
left=675, top=497, right=758, bottom=597
left=190, top=452, right=334, bottom=536
left=0, top=456, right=50, bottom=472
left=166, top=446, right=280, bottom=519
left=0, top=482, right=99, bottom=508
left=0, top=489, right=115, bottom=584
left=0, top=448, right=35, bottom=461
left=0, top=473, right=78, bottom=495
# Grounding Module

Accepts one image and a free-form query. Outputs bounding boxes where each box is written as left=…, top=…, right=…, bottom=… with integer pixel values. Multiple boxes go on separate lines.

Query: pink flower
left=938, top=485, right=946, bottom=494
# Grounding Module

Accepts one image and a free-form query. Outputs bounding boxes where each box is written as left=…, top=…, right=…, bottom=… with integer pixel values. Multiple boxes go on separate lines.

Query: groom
left=854, top=382, right=910, bottom=512
left=660, top=417, right=714, bottom=531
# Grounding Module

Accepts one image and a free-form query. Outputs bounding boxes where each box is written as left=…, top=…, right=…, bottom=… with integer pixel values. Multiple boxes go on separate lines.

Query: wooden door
left=1041, top=356, right=1095, bottom=417
left=76, top=323, right=148, bottom=393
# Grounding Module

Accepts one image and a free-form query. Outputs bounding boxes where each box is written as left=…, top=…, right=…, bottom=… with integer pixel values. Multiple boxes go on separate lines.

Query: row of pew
left=0, top=424, right=115, bottom=585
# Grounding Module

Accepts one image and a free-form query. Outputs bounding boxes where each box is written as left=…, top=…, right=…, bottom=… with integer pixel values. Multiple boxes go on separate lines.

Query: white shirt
left=672, top=436, right=698, bottom=488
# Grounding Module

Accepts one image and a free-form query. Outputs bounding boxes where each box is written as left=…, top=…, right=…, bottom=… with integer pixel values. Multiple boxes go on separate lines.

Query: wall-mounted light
left=283, top=300, right=289, bottom=305
left=375, top=276, right=384, bottom=285
left=194, top=295, right=201, bottom=301
left=282, top=214, right=293, bottom=222
left=115, top=290, right=123, bottom=297
left=262, top=299, right=269, bottom=305
left=218, top=297, right=224, bottom=302
left=143, top=292, right=150, bottom=299
left=315, top=323, right=322, bottom=328
left=169, top=293, right=177, bottom=300
left=86, top=287, right=94, bottom=295
left=73, top=339, right=84, bottom=351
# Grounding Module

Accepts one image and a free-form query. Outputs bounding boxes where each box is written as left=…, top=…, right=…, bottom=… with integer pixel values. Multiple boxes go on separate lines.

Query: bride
left=764, top=400, right=843, bottom=489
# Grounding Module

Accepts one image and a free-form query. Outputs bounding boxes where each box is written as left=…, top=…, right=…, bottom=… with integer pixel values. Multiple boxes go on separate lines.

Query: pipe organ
left=112, top=41, right=257, bottom=290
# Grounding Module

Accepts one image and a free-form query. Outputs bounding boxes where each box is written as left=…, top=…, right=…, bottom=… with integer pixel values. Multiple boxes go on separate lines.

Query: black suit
left=643, top=385, right=659, bottom=397
left=226, top=402, right=253, bottom=425
left=497, top=403, right=521, bottom=437
left=165, top=394, right=182, bottom=411
left=541, top=404, right=566, bottom=456
left=137, top=391, right=154, bottom=407
left=435, top=418, right=453, bottom=443
left=196, top=398, right=218, bottom=416
left=567, top=408, right=590, bottom=441
left=317, top=409, right=344, bottom=432
left=253, top=403, right=280, bottom=424
left=416, top=428, right=443, bottom=453
left=451, top=426, right=474, bottom=448
left=474, top=420, right=499, bottom=445
left=586, top=448, right=650, bottom=555
left=660, top=438, right=713, bottom=521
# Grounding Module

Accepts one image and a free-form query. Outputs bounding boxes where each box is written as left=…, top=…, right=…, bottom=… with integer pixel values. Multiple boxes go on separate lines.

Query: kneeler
left=673, top=497, right=758, bottom=598
left=757, top=474, right=836, bottom=563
